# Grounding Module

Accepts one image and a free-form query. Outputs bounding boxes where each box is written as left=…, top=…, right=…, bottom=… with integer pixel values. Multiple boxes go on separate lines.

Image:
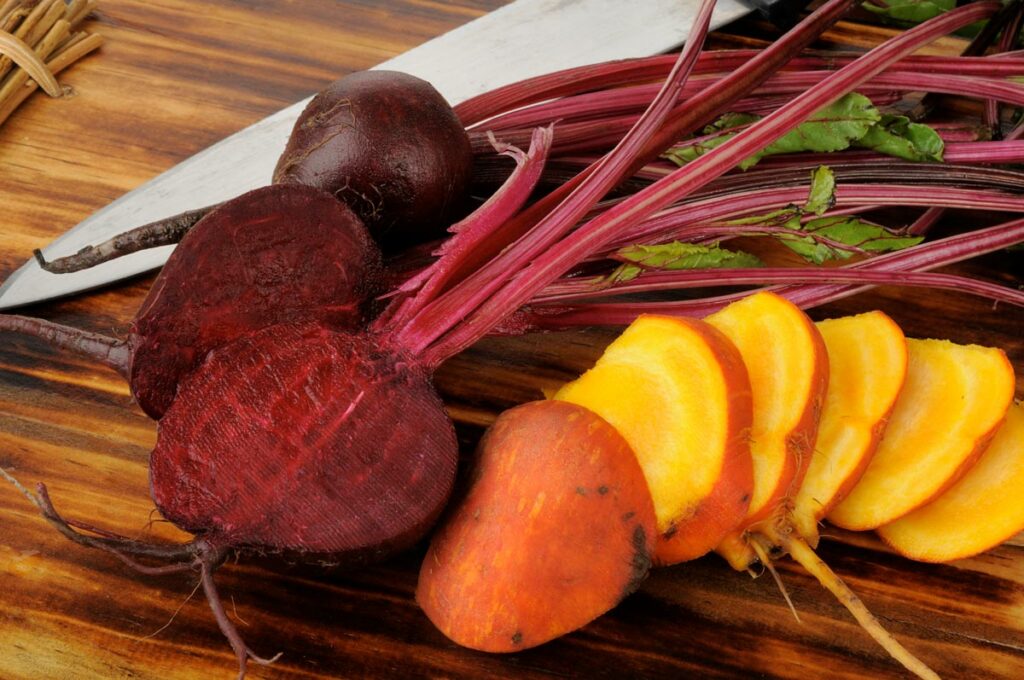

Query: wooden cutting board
left=0, top=2, right=1022, bottom=678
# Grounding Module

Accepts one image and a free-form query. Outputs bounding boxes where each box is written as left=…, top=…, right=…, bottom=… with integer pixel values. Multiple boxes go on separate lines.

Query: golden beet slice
left=417, top=401, right=656, bottom=652
left=878, top=402, right=1024, bottom=562
left=705, top=292, right=829, bottom=569
left=828, top=338, right=1015, bottom=531
left=792, top=312, right=908, bottom=544
left=554, top=315, right=753, bottom=564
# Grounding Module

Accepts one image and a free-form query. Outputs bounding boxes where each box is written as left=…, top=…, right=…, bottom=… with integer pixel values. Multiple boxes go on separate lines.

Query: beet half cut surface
left=130, top=184, right=382, bottom=419
left=150, top=322, right=458, bottom=561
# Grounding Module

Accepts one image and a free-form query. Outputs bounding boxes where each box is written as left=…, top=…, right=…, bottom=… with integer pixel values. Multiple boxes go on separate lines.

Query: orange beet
left=417, top=400, right=657, bottom=652
left=554, top=315, right=753, bottom=564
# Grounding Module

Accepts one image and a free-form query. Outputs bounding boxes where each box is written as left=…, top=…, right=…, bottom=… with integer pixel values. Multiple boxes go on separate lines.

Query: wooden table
left=1, top=2, right=1022, bottom=678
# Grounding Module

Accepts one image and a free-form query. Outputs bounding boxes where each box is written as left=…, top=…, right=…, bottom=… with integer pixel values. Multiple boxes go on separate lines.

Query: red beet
left=38, top=70, right=474, bottom=274
left=129, top=184, right=382, bottom=417
left=274, top=70, right=474, bottom=251
left=150, top=322, right=457, bottom=560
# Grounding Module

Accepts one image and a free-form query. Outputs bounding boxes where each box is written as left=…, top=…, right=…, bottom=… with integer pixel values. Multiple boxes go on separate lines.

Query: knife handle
left=744, top=0, right=813, bottom=30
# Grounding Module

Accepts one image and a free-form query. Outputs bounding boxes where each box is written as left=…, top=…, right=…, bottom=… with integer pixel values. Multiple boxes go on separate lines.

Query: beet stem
left=35, top=204, right=215, bottom=274
left=425, top=1, right=998, bottom=362
left=0, top=314, right=129, bottom=376
left=402, top=0, right=854, bottom=359
left=401, top=0, right=721, bottom=360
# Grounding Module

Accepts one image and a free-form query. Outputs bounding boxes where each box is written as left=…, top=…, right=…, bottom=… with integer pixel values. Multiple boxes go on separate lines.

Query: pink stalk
left=757, top=140, right=1024, bottom=167
left=535, top=268, right=1024, bottom=306
left=907, top=206, right=947, bottom=236
left=401, top=0, right=857, bottom=360
left=396, top=0, right=722, bottom=360
left=379, top=127, right=553, bottom=330
left=419, top=1, right=999, bottom=364
left=479, top=69, right=1024, bottom=136
left=610, top=183, right=1024, bottom=250
left=459, top=49, right=1024, bottom=127
left=529, top=216, right=1024, bottom=324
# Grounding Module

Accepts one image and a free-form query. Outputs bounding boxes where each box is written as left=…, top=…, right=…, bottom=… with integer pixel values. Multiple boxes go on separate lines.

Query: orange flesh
left=827, top=339, right=1015, bottom=531
left=878, top=401, right=1024, bottom=562
left=417, top=401, right=656, bottom=652
left=554, top=315, right=754, bottom=564
left=792, top=312, right=907, bottom=544
left=705, top=292, right=828, bottom=569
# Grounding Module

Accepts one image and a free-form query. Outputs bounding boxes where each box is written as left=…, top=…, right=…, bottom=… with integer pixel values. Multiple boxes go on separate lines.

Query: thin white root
left=785, top=536, right=941, bottom=680
left=751, top=538, right=801, bottom=623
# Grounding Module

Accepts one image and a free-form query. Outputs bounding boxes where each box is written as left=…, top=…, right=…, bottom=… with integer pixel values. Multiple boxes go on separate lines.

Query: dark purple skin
left=129, top=184, right=383, bottom=419
left=273, top=70, right=474, bottom=251
left=150, top=321, right=459, bottom=562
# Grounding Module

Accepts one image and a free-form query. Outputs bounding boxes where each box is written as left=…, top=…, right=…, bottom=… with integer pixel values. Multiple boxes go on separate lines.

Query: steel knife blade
left=0, top=0, right=752, bottom=310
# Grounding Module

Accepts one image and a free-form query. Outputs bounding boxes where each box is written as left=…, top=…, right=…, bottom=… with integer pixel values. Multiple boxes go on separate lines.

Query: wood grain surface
left=1, top=2, right=1022, bottom=679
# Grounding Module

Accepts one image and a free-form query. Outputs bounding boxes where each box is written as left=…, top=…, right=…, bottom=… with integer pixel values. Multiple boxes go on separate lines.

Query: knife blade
left=0, top=0, right=752, bottom=310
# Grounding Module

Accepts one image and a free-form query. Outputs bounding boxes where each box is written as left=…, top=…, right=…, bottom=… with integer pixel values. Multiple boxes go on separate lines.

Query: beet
left=151, top=322, right=457, bottom=560
left=129, top=184, right=382, bottom=417
left=38, top=71, right=474, bottom=275
left=273, top=70, right=473, bottom=250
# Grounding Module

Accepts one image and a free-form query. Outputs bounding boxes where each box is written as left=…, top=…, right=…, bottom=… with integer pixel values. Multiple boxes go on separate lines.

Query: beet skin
left=129, top=184, right=382, bottom=419
left=150, top=322, right=458, bottom=561
left=273, top=70, right=473, bottom=251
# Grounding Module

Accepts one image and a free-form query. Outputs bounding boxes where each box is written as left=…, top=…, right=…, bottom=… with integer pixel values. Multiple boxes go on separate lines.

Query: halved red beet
left=150, top=321, right=458, bottom=560
left=274, top=70, right=474, bottom=250
left=129, top=184, right=382, bottom=418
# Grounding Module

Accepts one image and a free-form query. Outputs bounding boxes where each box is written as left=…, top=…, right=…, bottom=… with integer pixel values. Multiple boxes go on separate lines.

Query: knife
left=0, top=0, right=754, bottom=310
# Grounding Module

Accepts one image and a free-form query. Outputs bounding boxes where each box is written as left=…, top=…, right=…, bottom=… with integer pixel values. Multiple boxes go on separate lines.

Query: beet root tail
left=2, top=467, right=280, bottom=678
left=200, top=559, right=282, bottom=680
left=0, top=314, right=130, bottom=376
left=783, top=535, right=940, bottom=680
left=34, top=204, right=215, bottom=274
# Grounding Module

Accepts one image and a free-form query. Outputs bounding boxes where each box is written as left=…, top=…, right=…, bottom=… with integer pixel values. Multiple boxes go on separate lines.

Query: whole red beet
left=274, top=70, right=474, bottom=251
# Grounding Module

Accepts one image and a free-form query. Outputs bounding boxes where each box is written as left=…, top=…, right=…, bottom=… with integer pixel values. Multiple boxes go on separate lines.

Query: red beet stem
left=380, top=126, right=553, bottom=330
left=399, top=0, right=854, bottom=353
left=421, top=1, right=999, bottom=364
left=608, top=183, right=1024, bottom=251
left=397, top=0, right=719, bottom=358
left=537, top=268, right=1024, bottom=306
left=528, top=215, right=1024, bottom=325
left=0, top=314, right=129, bottom=376
left=479, top=70, right=1024, bottom=138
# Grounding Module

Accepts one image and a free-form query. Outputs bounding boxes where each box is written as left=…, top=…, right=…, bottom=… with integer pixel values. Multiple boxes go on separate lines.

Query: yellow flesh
left=706, top=292, right=819, bottom=519
left=827, top=339, right=1015, bottom=531
left=792, top=312, right=907, bottom=541
left=877, top=402, right=1024, bottom=562
left=554, top=316, right=727, bottom=533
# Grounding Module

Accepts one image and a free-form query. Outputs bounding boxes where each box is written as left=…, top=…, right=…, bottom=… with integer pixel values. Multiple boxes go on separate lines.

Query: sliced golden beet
left=554, top=315, right=753, bottom=564
left=705, top=292, right=829, bottom=570
left=792, top=312, right=908, bottom=544
left=417, top=400, right=656, bottom=652
left=878, top=402, right=1024, bottom=562
left=828, top=339, right=1015, bottom=531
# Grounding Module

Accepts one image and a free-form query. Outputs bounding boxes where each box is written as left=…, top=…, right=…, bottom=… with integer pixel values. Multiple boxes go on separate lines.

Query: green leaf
left=806, top=166, right=836, bottom=215
left=781, top=216, right=924, bottom=264
left=662, top=93, right=881, bottom=170
left=743, top=93, right=881, bottom=168
left=615, top=242, right=764, bottom=270
left=862, top=0, right=953, bottom=26
left=854, top=114, right=944, bottom=162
